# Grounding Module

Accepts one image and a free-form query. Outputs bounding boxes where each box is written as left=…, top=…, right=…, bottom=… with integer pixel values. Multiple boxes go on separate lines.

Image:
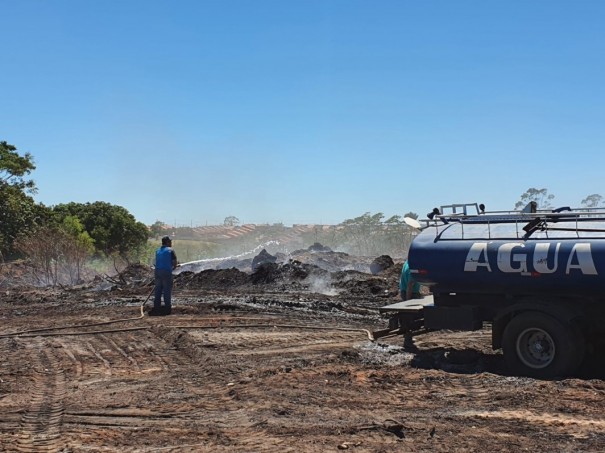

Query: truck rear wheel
left=502, top=311, right=584, bottom=379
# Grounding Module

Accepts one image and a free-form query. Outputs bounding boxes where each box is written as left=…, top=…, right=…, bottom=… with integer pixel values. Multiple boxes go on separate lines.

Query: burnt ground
left=0, top=252, right=604, bottom=452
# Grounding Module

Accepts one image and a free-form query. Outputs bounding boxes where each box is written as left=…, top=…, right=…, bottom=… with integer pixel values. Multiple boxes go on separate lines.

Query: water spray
left=176, top=240, right=282, bottom=272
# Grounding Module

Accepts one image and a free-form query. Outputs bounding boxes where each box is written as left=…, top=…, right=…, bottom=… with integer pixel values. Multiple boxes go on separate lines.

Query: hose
left=0, top=287, right=153, bottom=338
left=4, top=323, right=373, bottom=340
left=15, top=326, right=149, bottom=338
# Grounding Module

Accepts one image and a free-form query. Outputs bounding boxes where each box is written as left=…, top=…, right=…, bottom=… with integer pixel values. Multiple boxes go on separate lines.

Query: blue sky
left=2, top=1, right=604, bottom=226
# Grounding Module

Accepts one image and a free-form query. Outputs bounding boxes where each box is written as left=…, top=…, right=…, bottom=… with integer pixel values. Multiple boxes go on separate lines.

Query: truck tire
left=502, top=311, right=585, bottom=379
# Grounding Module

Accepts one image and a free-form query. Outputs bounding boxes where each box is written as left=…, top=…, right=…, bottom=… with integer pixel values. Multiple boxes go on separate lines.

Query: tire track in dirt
left=60, top=345, right=83, bottom=379
left=53, top=328, right=278, bottom=451
left=187, top=327, right=362, bottom=358
left=443, top=378, right=605, bottom=441
left=57, top=331, right=181, bottom=379
left=233, top=328, right=359, bottom=346
left=84, top=339, right=114, bottom=377
left=222, top=366, right=417, bottom=452
left=455, top=409, right=605, bottom=439
left=53, top=330, right=205, bottom=450
left=420, top=373, right=493, bottom=402
left=137, top=329, right=191, bottom=371
left=0, top=339, right=23, bottom=437
left=193, top=325, right=495, bottom=451
left=130, top=324, right=370, bottom=451
left=100, top=334, right=141, bottom=372
left=15, top=340, right=66, bottom=453
left=162, top=326, right=396, bottom=452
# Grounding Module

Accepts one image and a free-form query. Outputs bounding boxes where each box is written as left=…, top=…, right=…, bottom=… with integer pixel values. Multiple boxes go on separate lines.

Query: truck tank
left=409, top=213, right=605, bottom=298
left=376, top=204, right=605, bottom=378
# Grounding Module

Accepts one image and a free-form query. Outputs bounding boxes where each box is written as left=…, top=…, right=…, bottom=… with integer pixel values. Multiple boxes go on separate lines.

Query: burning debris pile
left=177, top=243, right=380, bottom=274
left=176, top=268, right=251, bottom=290
left=1, top=243, right=403, bottom=300
left=102, top=243, right=403, bottom=298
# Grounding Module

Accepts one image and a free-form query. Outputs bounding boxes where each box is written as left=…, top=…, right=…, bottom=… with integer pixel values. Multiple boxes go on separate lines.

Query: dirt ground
left=1, top=255, right=604, bottom=452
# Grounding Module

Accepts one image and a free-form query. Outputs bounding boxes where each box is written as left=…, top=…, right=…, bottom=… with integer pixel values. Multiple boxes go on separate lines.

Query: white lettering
left=464, top=242, right=491, bottom=272
left=566, top=243, right=598, bottom=275
left=465, top=241, right=598, bottom=276
left=533, top=243, right=560, bottom=274
left=497, top=243, right=528, bottom=274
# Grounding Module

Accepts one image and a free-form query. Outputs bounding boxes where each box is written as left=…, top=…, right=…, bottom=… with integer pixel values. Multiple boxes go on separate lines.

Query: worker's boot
left=149, top=306, right=161, bottom=316
left=403, top=333, right=417, bottom=352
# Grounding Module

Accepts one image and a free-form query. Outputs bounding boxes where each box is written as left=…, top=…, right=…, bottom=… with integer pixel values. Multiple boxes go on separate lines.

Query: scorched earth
left=1, top=249, right=604, bottom=452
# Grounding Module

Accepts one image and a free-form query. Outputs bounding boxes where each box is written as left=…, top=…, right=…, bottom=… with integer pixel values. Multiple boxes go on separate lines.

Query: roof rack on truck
left=415, top=202, right=605, bottom=240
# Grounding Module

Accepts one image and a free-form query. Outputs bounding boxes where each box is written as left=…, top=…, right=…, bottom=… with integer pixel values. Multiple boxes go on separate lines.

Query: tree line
left=0, top=141, right=149, bottom=285
left=514, top=187, right=603, bottom=210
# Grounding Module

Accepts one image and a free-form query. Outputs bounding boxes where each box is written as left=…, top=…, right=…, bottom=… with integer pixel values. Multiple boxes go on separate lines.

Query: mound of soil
left=251, top=249, right=277, bottom=271
left=370, top=255, right=395, bottom=275
left=176, top=268, right=251, bottom=289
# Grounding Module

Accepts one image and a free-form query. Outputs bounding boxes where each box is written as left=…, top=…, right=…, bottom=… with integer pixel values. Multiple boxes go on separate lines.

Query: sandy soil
left=1, top=258, right=604, bottom=452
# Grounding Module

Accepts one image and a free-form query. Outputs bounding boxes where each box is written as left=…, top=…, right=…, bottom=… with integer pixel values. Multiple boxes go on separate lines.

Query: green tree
left=0, top=141, right=36, bottom=193
left=224, top=216, right=240, bottom=227
left=335, top=211, right=419, bottom=257
left=581, top=194, right=603, bottom=209
left=340, top=212, right=384, bottom=255
left=514, top=188, right=555, bottom=210
left=52, top=202, right=149, bottom=257
left=0, top=142, right=50, bottom=258
left=60, top=216, right=95, bottom=283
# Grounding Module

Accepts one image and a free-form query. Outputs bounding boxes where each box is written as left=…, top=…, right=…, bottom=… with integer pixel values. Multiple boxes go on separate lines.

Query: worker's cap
left=161, top=235, right=172, bottom=245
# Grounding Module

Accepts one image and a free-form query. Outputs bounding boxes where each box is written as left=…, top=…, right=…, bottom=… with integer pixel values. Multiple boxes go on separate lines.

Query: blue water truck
left=376, top=203, right=605, bottom=378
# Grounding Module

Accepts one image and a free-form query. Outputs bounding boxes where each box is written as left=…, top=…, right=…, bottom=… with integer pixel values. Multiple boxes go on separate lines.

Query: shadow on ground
left=408, top=347, right=605, bottom=380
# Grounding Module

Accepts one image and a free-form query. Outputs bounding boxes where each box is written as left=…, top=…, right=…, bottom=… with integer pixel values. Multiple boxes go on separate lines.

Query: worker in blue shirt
left=151, top=236, right=178, bottom=316
left=399, top=260, right=422, bottom=301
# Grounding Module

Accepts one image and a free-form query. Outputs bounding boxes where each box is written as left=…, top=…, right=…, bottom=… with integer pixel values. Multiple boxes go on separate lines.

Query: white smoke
left=307, top=274, right=340, bottom=296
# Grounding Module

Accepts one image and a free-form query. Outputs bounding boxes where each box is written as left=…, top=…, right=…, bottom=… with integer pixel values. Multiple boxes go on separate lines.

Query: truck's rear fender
left=491, top=299, right=586, bottom=350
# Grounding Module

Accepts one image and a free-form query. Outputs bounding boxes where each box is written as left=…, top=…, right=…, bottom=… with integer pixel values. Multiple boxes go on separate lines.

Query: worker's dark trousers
left=154, top=269, right=173, bottom=312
